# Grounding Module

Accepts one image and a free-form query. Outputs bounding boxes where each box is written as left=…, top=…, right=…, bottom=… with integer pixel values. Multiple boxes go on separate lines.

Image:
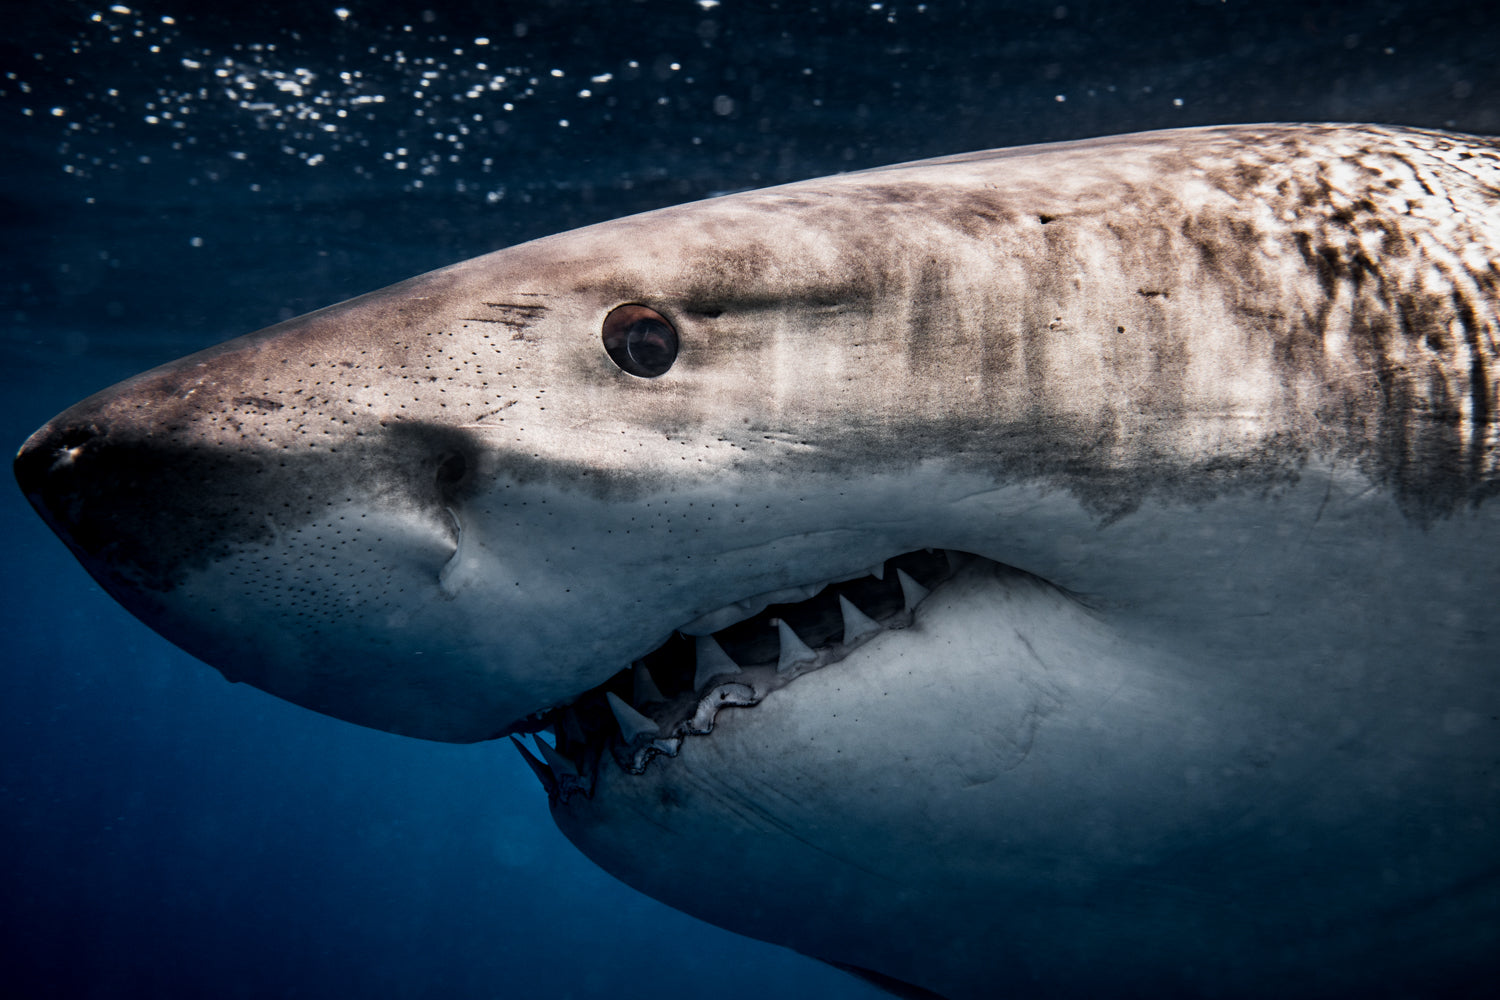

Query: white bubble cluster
left=6, top=6, right=696, bottom=197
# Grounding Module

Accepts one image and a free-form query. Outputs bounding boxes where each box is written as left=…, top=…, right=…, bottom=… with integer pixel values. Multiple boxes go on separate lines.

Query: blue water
left=3, top=2, right=1496, bottom=997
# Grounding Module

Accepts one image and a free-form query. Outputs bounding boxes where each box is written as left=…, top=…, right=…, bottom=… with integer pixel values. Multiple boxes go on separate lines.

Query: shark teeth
left=693, top=635, right=742, bottom=689
left=510, top=736, right=558, bottom=797
left=534, top=735, right=580, bottom=779
left=633, top=662, right=666, bottom=704
left=775, top=619, right=818, bottom=673
left=897, top=568, right=931, bottom=612
left=678, top=566, right=882, bottom=636
left=606, top=691, right=660, bottom=744
left=838, top=594, right=882, bottom=642
left=517, top=548, right=965, bottom=797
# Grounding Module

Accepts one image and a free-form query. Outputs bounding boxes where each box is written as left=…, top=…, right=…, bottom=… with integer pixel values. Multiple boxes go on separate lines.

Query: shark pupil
left=602, top=304, right=678, bottom=377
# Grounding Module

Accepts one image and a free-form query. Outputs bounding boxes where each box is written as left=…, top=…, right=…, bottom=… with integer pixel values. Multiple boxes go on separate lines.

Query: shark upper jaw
left=508, top=547, right=973, bottom=800
left=13, top=383, right=967, bottom=748
left=14, top=364, right=969, bottom=747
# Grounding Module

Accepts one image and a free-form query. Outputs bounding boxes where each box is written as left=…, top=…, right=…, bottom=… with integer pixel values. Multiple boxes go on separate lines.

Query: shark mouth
left=510, top=549, right=972, bottom=803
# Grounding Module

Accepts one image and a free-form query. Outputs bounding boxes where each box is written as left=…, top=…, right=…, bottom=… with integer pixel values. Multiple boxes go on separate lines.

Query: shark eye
left=602, top=304, right=678, bottom=378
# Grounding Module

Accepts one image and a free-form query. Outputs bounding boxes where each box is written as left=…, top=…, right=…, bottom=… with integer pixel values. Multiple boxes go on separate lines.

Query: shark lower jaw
left=509, top=548, right=981, bottom=800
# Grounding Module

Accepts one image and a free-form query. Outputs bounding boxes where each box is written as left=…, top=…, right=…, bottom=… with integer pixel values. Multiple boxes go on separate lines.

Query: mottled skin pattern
left=14, top=125, right=1500, bottom=997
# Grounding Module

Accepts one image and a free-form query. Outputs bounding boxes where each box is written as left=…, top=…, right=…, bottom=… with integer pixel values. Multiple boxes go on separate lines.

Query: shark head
left=15, top=124, right=1500, bottom=997
left=12, top=187, right=1061, bottom=743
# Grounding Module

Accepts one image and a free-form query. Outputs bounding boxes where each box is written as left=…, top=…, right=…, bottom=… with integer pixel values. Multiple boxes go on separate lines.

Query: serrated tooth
left=606, top=691, right=660, bottom=743
left=533, top=736, right=579, bottom=779
left=868, top=561, right=885, bottom=580
left=775, top=619, right=818, bottom=673
left=693, top=635, right=742, bottom=690
left=838, top=594, right=882, bottom=642
left=510, top=736, right=558, bottom=796
left=897, top=568, right=930, bottom=611
left=633, top=662, right=666, bottom=704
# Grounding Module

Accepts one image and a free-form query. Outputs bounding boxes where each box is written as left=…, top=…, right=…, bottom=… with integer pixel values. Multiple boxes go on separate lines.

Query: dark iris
left=602, top=304, right=679, bottom=377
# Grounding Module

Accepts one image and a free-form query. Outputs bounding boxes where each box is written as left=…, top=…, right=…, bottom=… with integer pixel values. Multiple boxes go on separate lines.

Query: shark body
left=16, top=124, right=1500, bottom=997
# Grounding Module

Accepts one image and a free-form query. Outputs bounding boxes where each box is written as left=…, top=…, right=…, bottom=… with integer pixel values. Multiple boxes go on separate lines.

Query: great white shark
left=14, top=124, right=1500, bottom=997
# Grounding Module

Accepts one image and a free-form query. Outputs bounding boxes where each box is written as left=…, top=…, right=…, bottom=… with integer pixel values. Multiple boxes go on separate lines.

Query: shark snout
left=16, top=416, right=137, bottom=566
left=18, top=380, right=284, bottom=593
left=13, top=373, right=522, bottom=741
left=14, top=419, right=93, bottom=519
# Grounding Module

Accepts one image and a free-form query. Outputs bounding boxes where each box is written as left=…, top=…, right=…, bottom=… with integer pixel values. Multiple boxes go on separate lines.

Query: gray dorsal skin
left=13, top=124, right=1500, bottom=997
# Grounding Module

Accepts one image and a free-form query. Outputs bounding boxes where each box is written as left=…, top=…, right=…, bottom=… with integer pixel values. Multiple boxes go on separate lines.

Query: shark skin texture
left=15, top=124, right=1500, bottom=998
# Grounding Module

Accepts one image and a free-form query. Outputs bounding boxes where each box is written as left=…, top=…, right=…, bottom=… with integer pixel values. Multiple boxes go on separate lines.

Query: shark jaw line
left=510, top=548, right=976, bottom=802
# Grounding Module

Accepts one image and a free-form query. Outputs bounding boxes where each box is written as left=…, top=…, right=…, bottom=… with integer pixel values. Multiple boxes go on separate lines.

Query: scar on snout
left=232, top=396, right=284, bottom=412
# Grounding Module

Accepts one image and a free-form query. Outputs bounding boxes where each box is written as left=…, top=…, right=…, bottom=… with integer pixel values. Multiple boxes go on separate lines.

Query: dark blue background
left=3, top=2, right=1497, bottom=997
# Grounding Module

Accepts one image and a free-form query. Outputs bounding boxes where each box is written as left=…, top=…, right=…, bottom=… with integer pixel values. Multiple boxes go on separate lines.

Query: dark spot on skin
left=938, top=189, right=1020, bottom=239
left=1038, top=214, right=1055, bottom=224
left=435, top=451, right=469, bottom=490
left=1231, top=161, right=1267, bottom=189
left=906, top=257, right=953, bottom=377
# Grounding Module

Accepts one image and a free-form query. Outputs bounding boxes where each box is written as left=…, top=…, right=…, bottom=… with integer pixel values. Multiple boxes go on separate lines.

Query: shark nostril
left=53, top=426, right=98, bottom=453
left=14, top=423, right=97, bottom=499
